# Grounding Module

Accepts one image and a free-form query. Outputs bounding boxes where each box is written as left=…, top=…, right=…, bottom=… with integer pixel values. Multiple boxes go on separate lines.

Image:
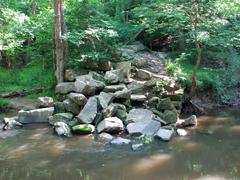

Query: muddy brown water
left=0, top=108, right=240, bottom=180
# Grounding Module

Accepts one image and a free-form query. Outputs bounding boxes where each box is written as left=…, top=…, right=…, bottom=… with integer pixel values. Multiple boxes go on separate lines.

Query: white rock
left=177, top=129, right=188, bottom=136
left=110, top=137, right=131, bottom=145
left=155, top=128, right=174, bottom=141
left=97, top=117, right=124, bottom=134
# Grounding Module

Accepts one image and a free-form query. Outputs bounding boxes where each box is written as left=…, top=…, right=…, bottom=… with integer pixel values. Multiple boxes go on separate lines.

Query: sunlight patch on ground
left=131, top=153, right=172, bottom=175
left=195, top=175, right=226, bottom=180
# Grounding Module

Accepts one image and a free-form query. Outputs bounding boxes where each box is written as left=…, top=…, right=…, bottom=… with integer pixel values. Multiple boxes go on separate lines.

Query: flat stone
left=110, top=137, right=131, bottom=145
left=130, top=94, right=147, bottom=102
left=155, top=128, right=174, bottom=141
left=18, top=107, right=54, bottom=124
left=103, top=84, right=127, bottom=93
left=77, top=97, right=98, bottom=124
left=114, top=89, right=131, bottom=99
left=98, top=92, right=114, bottom=109
left=127, top=120, right=161, bottom=136
left=127, top=108, right=154, bottom=123
left=97, top=117, right=124, bottom=134
left=55, top=82, right=75, bottom=94
left=68, top=93, right=87, bottom=106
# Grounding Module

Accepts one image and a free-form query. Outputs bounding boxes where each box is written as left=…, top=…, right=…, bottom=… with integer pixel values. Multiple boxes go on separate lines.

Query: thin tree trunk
left=53, top=0, right=67, bottom=84
left=190, top=43, right=202, bottom=96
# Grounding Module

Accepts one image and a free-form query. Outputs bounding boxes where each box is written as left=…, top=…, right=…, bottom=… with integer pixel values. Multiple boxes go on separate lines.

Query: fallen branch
left=0, top=87, right=50, bottom=98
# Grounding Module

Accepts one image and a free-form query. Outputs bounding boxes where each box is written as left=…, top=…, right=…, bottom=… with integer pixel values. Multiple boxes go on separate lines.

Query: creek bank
left=1, top=43, right=198, bottom=149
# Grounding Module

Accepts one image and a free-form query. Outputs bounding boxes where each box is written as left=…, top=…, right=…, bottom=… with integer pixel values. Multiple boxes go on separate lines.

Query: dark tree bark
left=53, top=0, right=67, bottom=84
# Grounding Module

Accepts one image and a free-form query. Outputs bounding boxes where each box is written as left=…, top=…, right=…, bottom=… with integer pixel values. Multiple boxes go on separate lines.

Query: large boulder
left=72, top=124, right=95, bottom=134
left=77, top=97, right=98, bottom=124
left=155, top=128, right=174, bottom=141
left=54, top=122, right=71, bottom=136
left=63, top=99, right=80, bottom=115
left=67, top=93, right=87, bottom=106
left=55, top=82, right=75, bottom=94
left=36, top=97, right=54, bottom=108
left=18, top=107, right=54, bottom=124
left=127, top=120, right=161, bottom=136
left=74, top=74, right=105, bottom=96
left=98, top=92, right=114, bottom=109
left=65, top=69, right=76, bottom=82
left=103, top=84, right=127, bottom=93
left=48, top=113, right=74, bottom=125
left=97, top=117, right=124, bottom=134
left=126, top=108, right=154, bottom=124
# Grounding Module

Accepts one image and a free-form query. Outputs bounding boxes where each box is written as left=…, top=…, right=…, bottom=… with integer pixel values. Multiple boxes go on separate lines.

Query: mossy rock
left=49, top=113, right=74, bottom=125
left=153, top=109, right=178, bottom=124
left=157, top=98, right=176, bottom=111
left=72, top=124, right=95, bottom=135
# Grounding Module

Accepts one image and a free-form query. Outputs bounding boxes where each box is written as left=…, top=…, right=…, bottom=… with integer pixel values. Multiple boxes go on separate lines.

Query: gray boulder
left=126, top=108, right=154, bottom=124
left=68, top=93, right=87, bottom=106
left=65, top=69, right=76, bottom=82
left=98, top=92, right=114, bottom=109
left=177, top=115, right=197, bottom=128
left=36, top=96, right=54, bottom=108
left=102, top=103, right=127, bottom=121
left=55, top=82, right=75, bottom=94
left=54, top=122, right=71, bottom=136
left=74, top=74, right=105, bottom=96
left=63, top=99, right=80, bottom=115
left=155, top=128, right=174, bottom=141
left=110, top=137, right=131, bottom=145
left=18, top=107, right=54, bottom=124
left=97, top=117, right=124, bottom=134
left=127, top=120, right=161, bottom=136
left=114, top=89, right=131, bottom=99
left=116, top=61, right=131, bottom=83
left=77, top=97, right=98, bottom=124
left=48, top=113, right=74, bottom=125
left=104, top=69, right=121, bottom=84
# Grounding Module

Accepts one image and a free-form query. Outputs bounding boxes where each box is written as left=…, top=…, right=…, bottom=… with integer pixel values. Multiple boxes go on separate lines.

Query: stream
left=0, top=108, right=240, bottom=180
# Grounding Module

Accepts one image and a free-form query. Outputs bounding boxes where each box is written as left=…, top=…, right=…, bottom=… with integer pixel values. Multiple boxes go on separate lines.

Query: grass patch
left=0, top=98, right=12, bottom=112
left=0, top=60, right=54, bottom=93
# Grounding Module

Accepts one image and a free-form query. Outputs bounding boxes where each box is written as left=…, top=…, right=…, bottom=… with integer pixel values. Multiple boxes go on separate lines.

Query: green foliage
left=0, top=99, right=11, bottom=111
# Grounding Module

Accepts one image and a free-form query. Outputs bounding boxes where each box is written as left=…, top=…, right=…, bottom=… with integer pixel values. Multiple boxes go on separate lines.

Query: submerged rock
left=77, top=97, right=98, bottom=124
left=48, top=113, right=74, bottom=125
left=155, top=128, right=174, bottom=141
left=110, top=137, right=131, bottom=145
left=18, top=107, right=54, bottom=123
left=2, top=117, right=23, bottom=130
left=36, top=97, right=54, bottom=108
left=72, top=124, right=95, bottom=134
left=97, top=117, right=124, bottom=134
left=54, top=122, right=71, bottom=136
left=132, top=143, right=144, bottom=151
left=98, top=132, right=114, bottom=142
left=55, top=82, right=75, bottom=94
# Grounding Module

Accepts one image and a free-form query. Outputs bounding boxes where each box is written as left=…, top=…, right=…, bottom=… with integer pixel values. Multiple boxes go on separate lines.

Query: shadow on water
left=0, top=107, right=240, bottom=180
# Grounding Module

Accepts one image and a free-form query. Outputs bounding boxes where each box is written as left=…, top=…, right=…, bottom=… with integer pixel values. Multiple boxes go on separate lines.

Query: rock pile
left=2, top=43, right=197, bottom=148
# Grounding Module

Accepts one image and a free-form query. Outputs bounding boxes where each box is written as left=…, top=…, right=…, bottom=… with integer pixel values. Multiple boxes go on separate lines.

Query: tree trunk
left=190, top=43, right=202, bottom=96
left=53, top=0, right=67, bottom=84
